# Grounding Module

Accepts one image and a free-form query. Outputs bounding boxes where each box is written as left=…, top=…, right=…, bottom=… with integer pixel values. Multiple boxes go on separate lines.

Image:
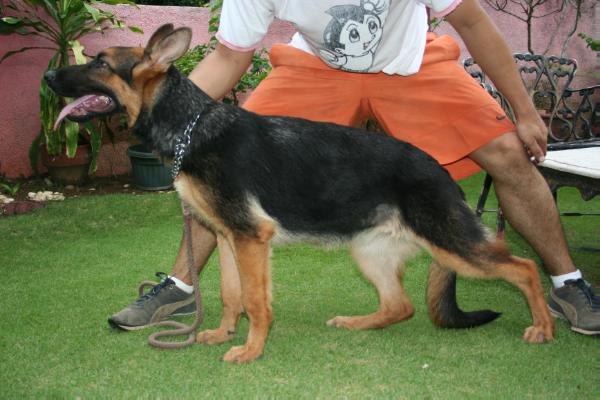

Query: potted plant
left=0, top=0, right=140, bottom=184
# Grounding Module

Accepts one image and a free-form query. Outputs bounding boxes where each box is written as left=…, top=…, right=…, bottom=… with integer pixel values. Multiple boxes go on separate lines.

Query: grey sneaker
left=108, top=272, right=196, bottom=331
left=548, top=279, right=600, bottom=335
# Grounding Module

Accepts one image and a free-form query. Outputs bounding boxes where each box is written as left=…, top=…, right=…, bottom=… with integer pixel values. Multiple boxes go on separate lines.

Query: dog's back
left=175, top=104, right=485, bottom=259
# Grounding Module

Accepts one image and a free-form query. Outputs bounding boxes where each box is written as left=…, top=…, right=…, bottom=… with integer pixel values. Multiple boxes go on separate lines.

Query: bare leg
left=470, top=132, right=576, bottom=276
left=170, top=216, right=217, bottom=284
left=327, top=232, right=415, bottom=330
left=197, top=236, right=243, bottom=345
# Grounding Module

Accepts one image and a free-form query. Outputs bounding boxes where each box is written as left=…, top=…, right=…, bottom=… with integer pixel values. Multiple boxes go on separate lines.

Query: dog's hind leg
left=429, top=242, right=554, bottom=343
left=327, top=230, right=416, bottom=330
left=197, top=236, right=243, bottom=345
left=221, top=229, right=274, bottom=363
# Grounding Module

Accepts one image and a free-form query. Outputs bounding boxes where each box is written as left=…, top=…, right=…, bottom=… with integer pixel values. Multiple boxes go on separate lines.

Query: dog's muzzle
left=45, top=70, right=117, bottom=129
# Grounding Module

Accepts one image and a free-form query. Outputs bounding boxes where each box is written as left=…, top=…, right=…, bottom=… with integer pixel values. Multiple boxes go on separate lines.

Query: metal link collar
left=171, top=113, right=202, bottom=179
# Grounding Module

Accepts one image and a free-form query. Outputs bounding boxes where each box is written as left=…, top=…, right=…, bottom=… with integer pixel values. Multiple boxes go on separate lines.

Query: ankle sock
left=551, top=269, right=582, bottom=288
left=170, top=276, right=194, bottom=294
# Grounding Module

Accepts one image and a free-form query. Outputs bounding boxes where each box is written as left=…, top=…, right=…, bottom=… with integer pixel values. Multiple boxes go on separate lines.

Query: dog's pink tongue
left=53, top=94, right=112, bottom=130
left=54, top=95, right=95, bottom=130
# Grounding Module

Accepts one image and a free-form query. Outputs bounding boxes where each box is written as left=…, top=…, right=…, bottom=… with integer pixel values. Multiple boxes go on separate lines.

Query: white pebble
left=0, top=195, right=15, bottom=204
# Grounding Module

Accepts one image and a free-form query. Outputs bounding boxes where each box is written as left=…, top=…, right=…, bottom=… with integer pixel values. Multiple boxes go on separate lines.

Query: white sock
left=170, top=276, right=194, bottom=294
left=551, top=269, right=582, bottom=288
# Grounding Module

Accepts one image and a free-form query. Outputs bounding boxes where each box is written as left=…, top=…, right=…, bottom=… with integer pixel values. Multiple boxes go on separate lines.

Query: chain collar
left=171, top=113, right=202, bottom=179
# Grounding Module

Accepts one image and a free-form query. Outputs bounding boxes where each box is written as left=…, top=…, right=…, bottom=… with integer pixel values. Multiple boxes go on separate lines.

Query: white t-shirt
left=217, top=0, right=462, bottom=76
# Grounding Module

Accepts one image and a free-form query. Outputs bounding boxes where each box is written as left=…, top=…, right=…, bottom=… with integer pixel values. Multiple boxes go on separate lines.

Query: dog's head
left=45, top=24, right=192, bottom=129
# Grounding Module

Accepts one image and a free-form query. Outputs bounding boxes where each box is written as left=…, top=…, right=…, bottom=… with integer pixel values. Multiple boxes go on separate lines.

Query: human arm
left=187, top=42, right=254, bottom=101
left=444, top=0, right=547, bottom=162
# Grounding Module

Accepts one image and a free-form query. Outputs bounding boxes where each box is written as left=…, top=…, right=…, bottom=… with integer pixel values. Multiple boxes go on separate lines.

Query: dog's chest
left=174, top=173, right=227, bottom=235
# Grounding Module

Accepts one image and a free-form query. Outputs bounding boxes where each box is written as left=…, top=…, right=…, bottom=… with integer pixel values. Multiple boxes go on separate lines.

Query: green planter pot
left=127, top=144, right=173, bottom=191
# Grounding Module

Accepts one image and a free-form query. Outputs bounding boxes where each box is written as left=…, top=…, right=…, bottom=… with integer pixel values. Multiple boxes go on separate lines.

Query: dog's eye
left=95, top=59, right=109, bottom=69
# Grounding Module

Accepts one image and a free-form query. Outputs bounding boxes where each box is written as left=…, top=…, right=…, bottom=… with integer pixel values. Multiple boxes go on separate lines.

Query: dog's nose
left=44, top=70, right=57, bottom=83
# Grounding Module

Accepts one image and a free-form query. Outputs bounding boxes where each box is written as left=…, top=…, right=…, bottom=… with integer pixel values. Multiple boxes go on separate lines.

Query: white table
left=538, top=145, right=600, bottom=201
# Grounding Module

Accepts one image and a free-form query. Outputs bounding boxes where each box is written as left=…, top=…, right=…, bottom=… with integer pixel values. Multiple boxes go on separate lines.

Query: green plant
left=578, top=33, right=600, bottom=51
left=175, top=44, right=271, bottom=105
left=0, top=180, right=20, bottom=197
left=231, top=49, right=271, bottom=104
left=174, top=43, right=212, bottom=76
left=428, top=16, right=444, bottom=32
left=173, top=0, right=271, bottom=105
left=0, top=0, right=141, bottom=174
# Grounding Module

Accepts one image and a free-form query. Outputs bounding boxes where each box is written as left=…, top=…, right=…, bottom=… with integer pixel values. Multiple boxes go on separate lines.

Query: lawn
left=0, top=173, right=598, bottom=399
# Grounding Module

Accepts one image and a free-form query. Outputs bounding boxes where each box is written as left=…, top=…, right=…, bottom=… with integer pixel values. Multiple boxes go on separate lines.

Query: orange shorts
left=242, top=33, right=515, bottom=180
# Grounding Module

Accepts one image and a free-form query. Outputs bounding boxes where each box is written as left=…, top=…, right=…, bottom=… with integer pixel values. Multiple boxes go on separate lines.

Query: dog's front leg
left=222, top=234, right=273, bottom=363
left=197, top=236, right=243, bottom=345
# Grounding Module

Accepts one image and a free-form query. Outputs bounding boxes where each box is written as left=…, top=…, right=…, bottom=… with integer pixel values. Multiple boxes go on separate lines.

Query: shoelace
left=134, top=272, right=174, bottom=307
left=567, top=279, right=600, bottom=311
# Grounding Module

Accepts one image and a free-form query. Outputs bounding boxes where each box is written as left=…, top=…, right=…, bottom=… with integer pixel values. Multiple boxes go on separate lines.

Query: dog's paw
left=197, top=328, right=235, bottom=345
left=523, top=325, right=554, bottom=343
left=222, top=345, right=263, bottom=364
left=326, top=316, right=354, bottom=329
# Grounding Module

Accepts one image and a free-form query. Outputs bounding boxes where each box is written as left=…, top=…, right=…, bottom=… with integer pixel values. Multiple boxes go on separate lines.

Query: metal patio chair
left=462, top=53, right=600, bottom=240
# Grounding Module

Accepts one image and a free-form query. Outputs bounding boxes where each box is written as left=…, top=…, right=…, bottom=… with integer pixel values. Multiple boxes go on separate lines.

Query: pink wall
left=437, top=4, right=599, bottom=86
left=0, top=4, right=598, bottom=179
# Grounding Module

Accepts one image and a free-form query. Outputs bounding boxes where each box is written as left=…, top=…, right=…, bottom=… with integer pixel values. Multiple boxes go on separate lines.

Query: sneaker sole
left=570, top=326, right=600, bottom=335
left=108, top=297, right=195, bottom=331
left=548, top=305, right=600, bottom=336
left=108, top=318, right=162, bottom=331
left=548, top=305, right=567, bottom=321
left=108, top=313, right=197, bottom=331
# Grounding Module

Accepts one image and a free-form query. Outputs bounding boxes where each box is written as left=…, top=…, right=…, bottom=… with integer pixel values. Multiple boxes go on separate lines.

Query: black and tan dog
left=45, top=24, right=553, bottom=363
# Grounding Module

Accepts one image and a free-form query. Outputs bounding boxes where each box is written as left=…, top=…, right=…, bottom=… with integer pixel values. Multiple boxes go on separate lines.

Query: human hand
left=515, top=111, right=548, bottom=164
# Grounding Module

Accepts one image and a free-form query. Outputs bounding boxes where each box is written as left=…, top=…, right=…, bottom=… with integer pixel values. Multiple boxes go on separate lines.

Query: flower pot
left=41, top=144, right=91, bottom=185
left=127, top=144, right=173, bottom=191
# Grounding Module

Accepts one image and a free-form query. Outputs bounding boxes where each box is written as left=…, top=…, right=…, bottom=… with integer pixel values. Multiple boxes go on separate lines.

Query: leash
left=146, top=113, right=205, bottom=349
left=146, top=203, right=204, bottom=348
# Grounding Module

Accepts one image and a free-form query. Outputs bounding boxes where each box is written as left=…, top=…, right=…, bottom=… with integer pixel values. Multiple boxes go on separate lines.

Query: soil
left=1, top=174, right=173, bottom=217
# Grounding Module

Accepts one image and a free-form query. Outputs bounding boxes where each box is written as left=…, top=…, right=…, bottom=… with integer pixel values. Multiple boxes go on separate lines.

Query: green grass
left=1, top=173, right=598, bottom=399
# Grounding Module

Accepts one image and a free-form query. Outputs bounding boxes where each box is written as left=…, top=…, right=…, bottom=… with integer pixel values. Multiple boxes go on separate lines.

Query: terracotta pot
left=41, top=144, right=91, bottom=185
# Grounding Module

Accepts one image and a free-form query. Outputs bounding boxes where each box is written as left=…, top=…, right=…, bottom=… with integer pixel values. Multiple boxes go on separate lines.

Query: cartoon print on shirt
left=318, top=0, right=390, bottom=72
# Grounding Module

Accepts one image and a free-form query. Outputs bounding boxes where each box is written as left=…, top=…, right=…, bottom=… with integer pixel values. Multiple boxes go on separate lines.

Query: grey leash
left=146, top=203, right=204, bottom=349
left=146, top=113, right=204, bottom=349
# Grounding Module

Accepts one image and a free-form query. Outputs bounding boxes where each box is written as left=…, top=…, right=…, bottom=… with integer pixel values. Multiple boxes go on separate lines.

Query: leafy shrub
left=174, top=44, right=271, bottom=105
left=578, top=33, right=600, bottom=52
left=173, top=0, right=271, bottom=104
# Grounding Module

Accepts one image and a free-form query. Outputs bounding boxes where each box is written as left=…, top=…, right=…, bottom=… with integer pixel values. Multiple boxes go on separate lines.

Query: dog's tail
left=427, top=260, right=501, bottom=329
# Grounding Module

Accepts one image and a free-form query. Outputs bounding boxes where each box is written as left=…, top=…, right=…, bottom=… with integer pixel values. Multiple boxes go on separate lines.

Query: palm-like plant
left=0, top=0, right=140, bottom=173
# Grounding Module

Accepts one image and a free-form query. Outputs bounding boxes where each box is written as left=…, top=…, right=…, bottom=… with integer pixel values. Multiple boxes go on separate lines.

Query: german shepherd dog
left=45, top=25, right=554, bottom=363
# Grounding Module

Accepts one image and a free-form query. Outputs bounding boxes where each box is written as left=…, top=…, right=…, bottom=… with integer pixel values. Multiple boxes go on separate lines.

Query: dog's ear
left=145, top=27, right=192, bottom=70
left=146, top=24, right=175, bottom=53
